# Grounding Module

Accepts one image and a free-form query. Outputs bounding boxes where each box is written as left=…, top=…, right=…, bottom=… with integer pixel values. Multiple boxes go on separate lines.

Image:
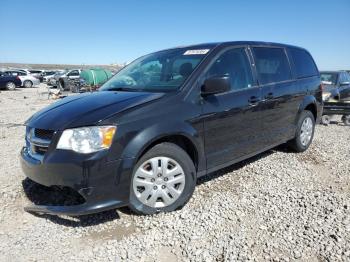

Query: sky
left=0, top=0, right=349, bottom=70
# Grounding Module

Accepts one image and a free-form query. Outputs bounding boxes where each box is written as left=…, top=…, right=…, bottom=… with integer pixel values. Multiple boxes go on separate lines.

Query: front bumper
left=20, top=147, right=135, bottom=216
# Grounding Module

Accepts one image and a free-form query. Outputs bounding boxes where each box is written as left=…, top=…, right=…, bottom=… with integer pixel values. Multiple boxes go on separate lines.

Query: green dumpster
left=80, top=68, right=112, bottom=86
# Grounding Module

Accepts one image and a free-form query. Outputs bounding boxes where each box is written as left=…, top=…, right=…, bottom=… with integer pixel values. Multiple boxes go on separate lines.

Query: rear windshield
left=320, top=73, right=337, bottom=85
left=100, top=48, right=210, bottom=92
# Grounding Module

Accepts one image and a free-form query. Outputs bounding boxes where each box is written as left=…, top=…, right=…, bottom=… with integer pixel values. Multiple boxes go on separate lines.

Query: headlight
left=57, top=126, right=116, bottom=154
left=322, top=92, right=331, bottom=101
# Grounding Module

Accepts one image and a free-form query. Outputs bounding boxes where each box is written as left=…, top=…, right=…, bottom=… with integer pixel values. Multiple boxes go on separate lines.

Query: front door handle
left=248, top=96, right=260, bottom=105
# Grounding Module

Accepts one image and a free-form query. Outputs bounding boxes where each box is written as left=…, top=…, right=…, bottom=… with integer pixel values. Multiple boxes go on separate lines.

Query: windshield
left=55, top=70, right=67, bottom=76
left=100, top=48, right=210, bottom=92
left=321, top=73, right=337, bottom=85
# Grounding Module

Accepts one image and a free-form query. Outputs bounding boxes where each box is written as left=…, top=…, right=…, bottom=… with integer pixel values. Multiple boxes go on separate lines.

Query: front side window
left=253, top=47, right=292, bottom=85
left=206, top=48, right=254, bottom=91
left=101, top=48, right=209, bottom=92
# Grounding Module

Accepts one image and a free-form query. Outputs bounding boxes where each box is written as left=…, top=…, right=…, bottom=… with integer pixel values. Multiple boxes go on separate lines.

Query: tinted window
left=289, top=48, right=318, bottom=78
left=252, top=47, right=291, bottom=85
left=206, top=48, right=254, bottom=91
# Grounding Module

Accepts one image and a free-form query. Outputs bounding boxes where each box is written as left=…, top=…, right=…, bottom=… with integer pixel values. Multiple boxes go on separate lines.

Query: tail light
left=16, top=76, right=20, bottom=80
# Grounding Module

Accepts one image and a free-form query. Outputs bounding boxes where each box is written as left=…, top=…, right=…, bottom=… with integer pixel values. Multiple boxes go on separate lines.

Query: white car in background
left=5, top=70, right=40, bottom=88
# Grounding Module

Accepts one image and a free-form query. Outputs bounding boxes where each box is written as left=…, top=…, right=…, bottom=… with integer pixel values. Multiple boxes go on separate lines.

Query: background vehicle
left=47, top=70, right=67, bottom=86
left=28, top=70, right=44, bottom=82
left=5, top=70, right=40, bottom=88
left=321, top=101, right=350, bottom=126
left=49, top=69, right=81, bottom=90
left=0, top=71, right=22, bottom=90
left=320, top=71, right=350, bottom=101
left=21, top=41, right=322, bottom=216
left=42, top=71, right=57, bottom=82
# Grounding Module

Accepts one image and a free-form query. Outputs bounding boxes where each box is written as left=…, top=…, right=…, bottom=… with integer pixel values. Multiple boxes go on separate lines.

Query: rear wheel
left=23, top=80, right=33, bottom=88
left=129, top=142, right=196, bottom=215
left=288, top=110, right=315, bottom=152
left=5, top=81, right=16, bottom=90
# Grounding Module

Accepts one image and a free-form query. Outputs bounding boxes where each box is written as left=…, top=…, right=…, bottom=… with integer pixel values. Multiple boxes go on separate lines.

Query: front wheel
left=288, top=110, right=315, bottom=152
left=129, top=143, right=196, bottom=215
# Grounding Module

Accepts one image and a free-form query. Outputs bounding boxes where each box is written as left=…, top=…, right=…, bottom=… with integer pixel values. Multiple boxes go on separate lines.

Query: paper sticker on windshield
left=184, top=49, right=210, bottom=55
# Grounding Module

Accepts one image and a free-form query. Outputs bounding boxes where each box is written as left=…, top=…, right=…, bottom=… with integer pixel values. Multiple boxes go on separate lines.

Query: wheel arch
left=137, top=134, right=199, bottom=170
left=121, top=123, right=205, bottom=174
left=296, top=96, right=318, bottom=124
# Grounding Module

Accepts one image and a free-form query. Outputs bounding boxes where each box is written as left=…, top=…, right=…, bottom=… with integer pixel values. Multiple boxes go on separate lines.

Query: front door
left=201, top=47, right=262, bottom=170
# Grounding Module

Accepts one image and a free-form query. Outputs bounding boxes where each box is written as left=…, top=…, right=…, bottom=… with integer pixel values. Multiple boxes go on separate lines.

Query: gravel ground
left=0, top=84, right=349, bottom=261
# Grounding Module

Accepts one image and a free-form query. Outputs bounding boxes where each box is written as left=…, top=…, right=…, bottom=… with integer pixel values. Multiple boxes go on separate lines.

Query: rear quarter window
left=289, top=48, right=318, bottom=78
left=252, top=47, right=292, bottom=85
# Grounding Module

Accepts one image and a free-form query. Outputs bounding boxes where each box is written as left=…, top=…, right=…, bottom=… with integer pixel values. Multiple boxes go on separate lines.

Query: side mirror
left=340, top=81, right=350, bottom=86
left=201, top=76, right=231, bottom=96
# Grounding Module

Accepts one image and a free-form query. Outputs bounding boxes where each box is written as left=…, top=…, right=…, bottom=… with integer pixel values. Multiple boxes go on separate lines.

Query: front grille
left=26, top=128, right=55, bottom=160
left=34, top=128, right=55, bottom=140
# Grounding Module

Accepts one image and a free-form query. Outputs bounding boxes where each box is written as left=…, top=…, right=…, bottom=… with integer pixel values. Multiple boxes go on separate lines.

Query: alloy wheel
left=6, top=82, right=16, bottom=90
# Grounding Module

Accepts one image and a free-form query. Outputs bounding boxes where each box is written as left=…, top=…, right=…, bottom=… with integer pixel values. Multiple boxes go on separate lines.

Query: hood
left=26, top=91, right=164, bottom=130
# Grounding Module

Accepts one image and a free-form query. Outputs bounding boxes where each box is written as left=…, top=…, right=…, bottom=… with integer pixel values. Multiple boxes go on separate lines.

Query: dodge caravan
left=21, top=41, right=323, bottom=215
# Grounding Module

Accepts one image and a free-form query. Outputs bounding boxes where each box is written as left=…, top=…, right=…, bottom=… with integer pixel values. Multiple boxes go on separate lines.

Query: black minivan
left=21, top=41, right=323, bottom=215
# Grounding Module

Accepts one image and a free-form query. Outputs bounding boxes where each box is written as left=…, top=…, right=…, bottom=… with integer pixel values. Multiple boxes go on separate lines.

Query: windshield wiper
left=106, top=87, right=137, bottom=92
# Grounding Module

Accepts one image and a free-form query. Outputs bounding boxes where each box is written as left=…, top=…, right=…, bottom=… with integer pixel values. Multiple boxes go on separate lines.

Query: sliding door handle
left=248, top=96, right=260, bottom=105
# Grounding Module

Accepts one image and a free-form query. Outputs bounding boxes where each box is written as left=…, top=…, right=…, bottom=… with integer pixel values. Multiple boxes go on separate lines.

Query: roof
left=320, top=71, right=346, bottom=74
left=166, top=41, right=305, bottom=51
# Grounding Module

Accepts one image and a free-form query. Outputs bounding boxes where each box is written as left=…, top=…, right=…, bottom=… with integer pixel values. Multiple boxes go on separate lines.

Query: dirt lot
left=0, top=84, right=349, bottom=261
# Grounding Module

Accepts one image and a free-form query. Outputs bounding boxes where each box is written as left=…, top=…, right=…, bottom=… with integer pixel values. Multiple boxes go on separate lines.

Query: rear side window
left=252, top=47, right=292, bottom=85
left=289, top=48, right=318, bottom=78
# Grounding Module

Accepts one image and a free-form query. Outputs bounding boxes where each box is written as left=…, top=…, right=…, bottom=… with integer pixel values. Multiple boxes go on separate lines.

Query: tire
left=129, top=142, right=196, bottom=215
left=58, top=79, right=65, bottom=91
left=5, top=81, right=16, bottom=90
left=288, top=110, right=315, bottom=152
left=321, top=115, right=330, bottom=126
left=342, top=115, right=350, bottom=126
left=23, top=80, right=33, bottom=88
